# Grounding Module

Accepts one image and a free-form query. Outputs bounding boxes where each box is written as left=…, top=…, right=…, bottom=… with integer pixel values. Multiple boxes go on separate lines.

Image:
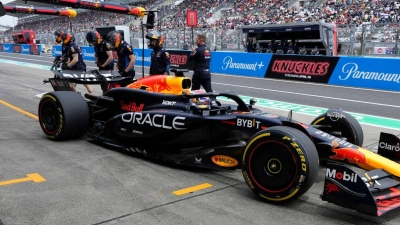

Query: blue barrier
left=81, top=46, right=95, bottom=61
left=21, top=44, right=31, bottom=55
left=5, top=44, right=400, bottom=92
left=330, top=56, right=400, bottom=92
left=210, top=52, right=271, bottom=77
left=3, top=43, right=13, bottom=53
left=133, top=48, right=152, bottom=67
left=52, top=45, right=62, bottom=57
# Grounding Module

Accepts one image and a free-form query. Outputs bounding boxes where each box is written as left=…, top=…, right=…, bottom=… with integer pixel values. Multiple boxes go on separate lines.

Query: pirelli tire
left=38, top=91, right=90, bottom=140
left=242, top=126, right=319, bottom=202
left=311, top=110, right=364, bottom=146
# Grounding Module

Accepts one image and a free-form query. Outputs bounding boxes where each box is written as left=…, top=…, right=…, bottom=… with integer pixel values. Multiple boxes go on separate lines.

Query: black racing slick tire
left=311, top=110, right=364, bottom=146
left=242, top=126, right=319, bottom=202
left=38, top=91, right=90, bottom=140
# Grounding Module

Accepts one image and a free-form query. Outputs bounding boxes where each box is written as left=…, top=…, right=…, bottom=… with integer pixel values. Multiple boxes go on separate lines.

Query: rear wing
left=44, top=69, right=132, bottom=92
left=321, top=163, right=400, bottom=216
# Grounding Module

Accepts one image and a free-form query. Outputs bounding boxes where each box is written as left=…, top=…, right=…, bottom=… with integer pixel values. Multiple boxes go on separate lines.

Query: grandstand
left=1, top=0, right=400, bottom=56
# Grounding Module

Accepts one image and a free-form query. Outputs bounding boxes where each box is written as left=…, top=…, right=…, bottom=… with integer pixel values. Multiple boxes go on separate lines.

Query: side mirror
left=0, top=2, right=6, bottom=17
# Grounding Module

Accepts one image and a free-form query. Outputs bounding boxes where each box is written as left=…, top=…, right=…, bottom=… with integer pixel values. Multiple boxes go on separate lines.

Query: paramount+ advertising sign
left=265, top=55, right=340, bottom=83
left=329, top=57, right=400, bottom=92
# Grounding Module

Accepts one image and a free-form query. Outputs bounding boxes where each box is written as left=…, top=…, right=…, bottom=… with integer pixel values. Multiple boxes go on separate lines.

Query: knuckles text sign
left=265, top=55, right=339, bottom=83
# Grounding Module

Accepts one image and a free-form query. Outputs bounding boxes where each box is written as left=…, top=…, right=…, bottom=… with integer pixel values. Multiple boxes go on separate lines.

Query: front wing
left=322, top=163, right=400, bottom=216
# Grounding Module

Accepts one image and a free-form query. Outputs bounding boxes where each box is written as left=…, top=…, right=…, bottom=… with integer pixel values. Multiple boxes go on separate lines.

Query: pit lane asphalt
left=0, top=52, right=400, bottom=225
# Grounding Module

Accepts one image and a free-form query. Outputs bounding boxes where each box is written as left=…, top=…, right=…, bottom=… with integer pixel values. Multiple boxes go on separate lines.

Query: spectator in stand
left=5, top=0, right=400, bottom=51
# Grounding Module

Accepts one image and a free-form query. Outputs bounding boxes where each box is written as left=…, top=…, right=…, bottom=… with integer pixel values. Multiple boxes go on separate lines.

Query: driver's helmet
left=86, top=30, right=102, bottom=46
left=190, top=90, right=209, bottom=105
left=145, top=31, right=164, bottom=49
left=54, top=29, right=66, bottom=44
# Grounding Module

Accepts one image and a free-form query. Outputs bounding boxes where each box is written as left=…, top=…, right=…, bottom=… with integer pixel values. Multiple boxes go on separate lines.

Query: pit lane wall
left=132, top=49, right=400, bottom=92
left=0, top=43, right=42, bottom=55
left=21, top=45, right=400, bottom=92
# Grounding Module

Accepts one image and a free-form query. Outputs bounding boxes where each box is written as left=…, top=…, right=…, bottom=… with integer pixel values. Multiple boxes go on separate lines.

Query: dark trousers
left=119, top=70, right=135, bottom=87
left=191, top=75, right=213, bottom=92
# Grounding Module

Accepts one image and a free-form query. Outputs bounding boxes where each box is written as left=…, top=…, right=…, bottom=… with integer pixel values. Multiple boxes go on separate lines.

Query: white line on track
left=213, top=82, right=399, bottom=108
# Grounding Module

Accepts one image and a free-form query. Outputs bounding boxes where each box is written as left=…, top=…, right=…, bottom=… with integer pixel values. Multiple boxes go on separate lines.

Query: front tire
left=242, top=126, right=319, bottom=202
left=38, top=91, right=90, bottom=140
left=311, top=109, right=363, bottom=146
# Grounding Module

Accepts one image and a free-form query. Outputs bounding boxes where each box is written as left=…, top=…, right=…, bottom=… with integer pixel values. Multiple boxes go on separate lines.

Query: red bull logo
left=120, top=102, right=144, bottom=112
left=128, top=78, right=172, bottom=93
left=324, top=182, right=342, bottom=194
left=329, top=141, right=367, bottom=164
left=153, top=78, right=172, bottom=92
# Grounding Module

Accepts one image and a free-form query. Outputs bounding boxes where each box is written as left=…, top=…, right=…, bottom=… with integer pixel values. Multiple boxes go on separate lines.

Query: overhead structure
left=241, top=22, right=338, bottom=56
left=4, top=4, right=77, bottom=17
left=0, top=1, right=5, bottom=17
left=0, top=24, right=12, bottom=29
left=22, top=0, right=146, bottom=17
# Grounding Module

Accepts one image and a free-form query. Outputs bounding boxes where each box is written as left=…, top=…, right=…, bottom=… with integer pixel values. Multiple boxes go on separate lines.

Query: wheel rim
left=248, top=140, right=298, bottom=193
left=39, top=99, right=60, bottom=134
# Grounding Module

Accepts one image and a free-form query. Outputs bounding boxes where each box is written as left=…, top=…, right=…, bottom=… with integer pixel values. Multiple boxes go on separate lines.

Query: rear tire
left=38, top=91, right=90, bottom=140
left=242, top=126, right=319, bottom=202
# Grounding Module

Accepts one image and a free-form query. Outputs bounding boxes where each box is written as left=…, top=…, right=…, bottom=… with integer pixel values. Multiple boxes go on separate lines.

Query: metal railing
left=337, top=23, right=400, bottom=57
left=5, top=23, right=400, bottom=57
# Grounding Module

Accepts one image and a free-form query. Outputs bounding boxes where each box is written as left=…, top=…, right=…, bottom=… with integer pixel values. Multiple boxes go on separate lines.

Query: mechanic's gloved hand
left=53, top=56, right=61, bottom=64
left=120, top=70, right=128, bottom=77
left=61, top=63, right=71, bottom=70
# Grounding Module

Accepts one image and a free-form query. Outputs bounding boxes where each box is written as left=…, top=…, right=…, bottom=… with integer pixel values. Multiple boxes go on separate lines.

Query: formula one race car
left=39, top=66, right=400, bottom=217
